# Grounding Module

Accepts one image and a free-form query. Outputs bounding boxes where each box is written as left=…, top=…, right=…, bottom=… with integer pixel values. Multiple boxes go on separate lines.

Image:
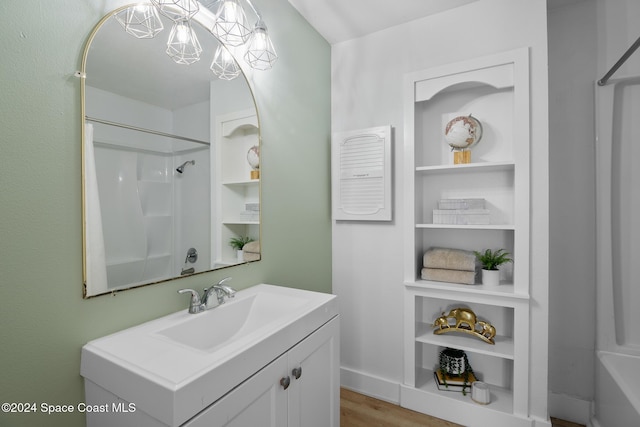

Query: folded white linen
left=423, top=247, right=477, bottom=271
left=421, top=267, right=476, bottom=285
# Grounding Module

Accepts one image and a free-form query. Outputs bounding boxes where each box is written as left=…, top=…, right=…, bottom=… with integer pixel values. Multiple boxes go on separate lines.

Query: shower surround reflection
left=91, top=126, right=210, bottom=291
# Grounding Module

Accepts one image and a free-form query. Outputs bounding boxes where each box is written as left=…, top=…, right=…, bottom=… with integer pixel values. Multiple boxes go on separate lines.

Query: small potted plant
left=229, top=236, right=254, bottom=262
left=474, top=248, right=512, bottom=286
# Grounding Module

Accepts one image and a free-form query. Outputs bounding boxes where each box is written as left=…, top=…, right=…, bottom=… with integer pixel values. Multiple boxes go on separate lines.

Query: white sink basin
left=81, top=284, right=338, bottom=427
left=156, top=291, right=309, bottom=352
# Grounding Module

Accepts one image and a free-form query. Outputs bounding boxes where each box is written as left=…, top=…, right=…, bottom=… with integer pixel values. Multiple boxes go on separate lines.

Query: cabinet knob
left=292, top=367, right=302, bottom=380
left=280, top=376, right=291, bottom=390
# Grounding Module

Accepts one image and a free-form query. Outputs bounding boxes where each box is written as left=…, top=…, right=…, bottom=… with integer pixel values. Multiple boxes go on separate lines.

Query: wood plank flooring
left=340, top=388, right=463, bottom=427
left=340, top=388, right=586, bottom=427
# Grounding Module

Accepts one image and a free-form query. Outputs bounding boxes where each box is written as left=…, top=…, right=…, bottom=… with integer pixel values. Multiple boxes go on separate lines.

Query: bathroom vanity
left=81, top=284, right=339, bottom=427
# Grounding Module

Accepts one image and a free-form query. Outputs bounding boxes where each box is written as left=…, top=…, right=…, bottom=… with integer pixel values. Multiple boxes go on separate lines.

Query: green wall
left=0, top=1, right=331, bottom=426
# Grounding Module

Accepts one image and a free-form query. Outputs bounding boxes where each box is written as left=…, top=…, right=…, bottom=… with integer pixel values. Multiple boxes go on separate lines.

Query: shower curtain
left=84, top=123, right=108, bottom=295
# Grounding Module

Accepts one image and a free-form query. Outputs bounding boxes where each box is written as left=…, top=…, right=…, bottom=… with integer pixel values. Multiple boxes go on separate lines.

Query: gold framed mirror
left=81, top=4, right=261, bottom=298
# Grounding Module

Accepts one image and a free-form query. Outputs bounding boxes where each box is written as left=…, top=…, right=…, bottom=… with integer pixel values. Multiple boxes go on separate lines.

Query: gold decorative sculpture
left=432, top=307, right=496, bottom=345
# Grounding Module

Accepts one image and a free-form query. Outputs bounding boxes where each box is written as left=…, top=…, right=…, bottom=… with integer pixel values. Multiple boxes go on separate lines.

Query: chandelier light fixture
left=209, top=0, right=251, bottom=47
left=208, top=0, right=277, bottom=70
left=244, top=19, right=277, bottom=70
left=115, top=0, right=277, bottom=78
left=151, top=0, right=200, bottom=22
left=210, top=45, right=242, bottom=80
left=114, top=4, right=164, bottom=39
left=166, top=20, right=203, bottom=64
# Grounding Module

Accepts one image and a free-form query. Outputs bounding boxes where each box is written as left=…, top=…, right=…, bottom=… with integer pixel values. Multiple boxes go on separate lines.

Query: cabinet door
left=183, top=354, right=288, bottom=427
left=288, top=317, right=340, bottom=427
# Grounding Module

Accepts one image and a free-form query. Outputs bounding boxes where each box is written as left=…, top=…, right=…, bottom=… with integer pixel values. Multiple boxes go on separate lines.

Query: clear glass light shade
left=210, top=0, right=252, bottom=47
left=115, top=5, right=164, bottom=39
left=210, top=45, right=241, bottom=80
left=151, top=0, right=199, bottom=22
left=166, top=21, right=202, bottom=64
left=244, top=21, right=277, bottom=70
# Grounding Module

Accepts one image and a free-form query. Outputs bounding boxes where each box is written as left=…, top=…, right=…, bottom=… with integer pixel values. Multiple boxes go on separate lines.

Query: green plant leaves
left=473, top=248, right=512, bottom=270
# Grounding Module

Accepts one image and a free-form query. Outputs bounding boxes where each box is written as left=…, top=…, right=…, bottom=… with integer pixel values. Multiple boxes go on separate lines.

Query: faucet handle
left=178, top=288, right=201, bottom=305
left=178, top=289, right=203, bottom=314
left=215, top=277, right=236, bottom=298
left=218, top=285, right=236, bottom=298
left=217, top=277, right=232, bottom=286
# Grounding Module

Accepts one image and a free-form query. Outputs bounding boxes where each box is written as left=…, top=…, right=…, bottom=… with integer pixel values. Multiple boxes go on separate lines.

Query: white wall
left=331, top=0, right=549, bottom=421
left=547, top=1, right=597, bottom=424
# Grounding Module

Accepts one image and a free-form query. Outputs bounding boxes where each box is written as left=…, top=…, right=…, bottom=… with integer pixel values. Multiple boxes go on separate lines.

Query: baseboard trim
left=548, top=391, right=593, bottom=426
left=340, top=366, right=400, bottom=404
left=587, top=417, right=601, bottom=427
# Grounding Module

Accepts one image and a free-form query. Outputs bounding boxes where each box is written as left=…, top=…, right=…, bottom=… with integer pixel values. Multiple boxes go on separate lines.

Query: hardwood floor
left=340, top=388, right=462, bottom=427
left=340, top=388, right=586, bottom=427
left=549, top=418, right=586, bottom=427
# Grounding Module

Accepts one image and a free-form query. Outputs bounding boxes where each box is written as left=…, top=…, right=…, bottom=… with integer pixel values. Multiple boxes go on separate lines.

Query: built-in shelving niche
left=402, top=48, right=533, bottom=427
left=213, top=109, right=260, bottom=267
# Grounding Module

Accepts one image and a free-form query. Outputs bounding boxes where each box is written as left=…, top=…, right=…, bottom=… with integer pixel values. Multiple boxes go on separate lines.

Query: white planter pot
left=481, top=269, right=500, bottom=286
left=237, top=250, right=244, bottom=262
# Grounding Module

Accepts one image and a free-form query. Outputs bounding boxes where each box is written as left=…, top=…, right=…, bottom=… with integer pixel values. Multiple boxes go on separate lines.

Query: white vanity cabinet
left=184, top=316, right=339, bottom=427
left=81, top=285, right=339, bottom=427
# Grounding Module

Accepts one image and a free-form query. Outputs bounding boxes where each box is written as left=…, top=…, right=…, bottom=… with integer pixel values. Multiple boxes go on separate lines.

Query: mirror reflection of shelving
left=214, top=110, right=260, bottom=266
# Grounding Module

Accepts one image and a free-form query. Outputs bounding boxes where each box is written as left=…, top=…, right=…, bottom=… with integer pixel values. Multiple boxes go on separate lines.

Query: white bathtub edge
left=597, top=350, right=640, bottom=418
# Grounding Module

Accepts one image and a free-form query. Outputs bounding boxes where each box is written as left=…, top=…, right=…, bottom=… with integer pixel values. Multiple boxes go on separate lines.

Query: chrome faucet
left=178, top=277, right=236, bottom=314
left=203, top=277, right=236, bottom=307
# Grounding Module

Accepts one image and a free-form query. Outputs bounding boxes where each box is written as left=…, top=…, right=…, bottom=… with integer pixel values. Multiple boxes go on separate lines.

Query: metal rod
left=598, top=36, right=640, bottom=86
left=85, top=116, right=210, bottom=146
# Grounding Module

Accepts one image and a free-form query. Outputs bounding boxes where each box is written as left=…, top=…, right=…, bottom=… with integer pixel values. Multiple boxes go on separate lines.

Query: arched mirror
left=81, top=3, right=261, bottom=298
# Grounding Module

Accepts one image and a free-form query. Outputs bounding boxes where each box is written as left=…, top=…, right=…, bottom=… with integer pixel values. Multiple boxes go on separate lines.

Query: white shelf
left=415, top=322, right=514, bottom=359
left=405, top=280, right=529, bottom=301
left=413, top=367, right=514, bottom=415
left=416, top=223, right=515, bottom=230
left=222, top=179, right=259, bottom=186
left=222, top=220, right=260, bottom=225
left=416, top=161, right=515, bottom=174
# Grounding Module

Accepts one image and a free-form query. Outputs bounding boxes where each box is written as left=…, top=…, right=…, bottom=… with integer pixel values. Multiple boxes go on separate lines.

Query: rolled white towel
left=243, top=240, right=260, bottom=253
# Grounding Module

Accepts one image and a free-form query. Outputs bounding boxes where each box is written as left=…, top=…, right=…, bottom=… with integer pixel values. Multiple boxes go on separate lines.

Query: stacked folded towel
left=242, top=240, right=261, bottom=262
left=421, top=247, right=477, bottom=285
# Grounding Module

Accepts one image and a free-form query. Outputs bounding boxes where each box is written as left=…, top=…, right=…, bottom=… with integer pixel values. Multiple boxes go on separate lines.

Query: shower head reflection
left=176, top=160, right=195, bottom=173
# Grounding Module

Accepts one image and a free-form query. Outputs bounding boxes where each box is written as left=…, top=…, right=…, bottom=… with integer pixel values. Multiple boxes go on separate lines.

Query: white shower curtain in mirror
left=84, top=123, right=108, bottom=295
